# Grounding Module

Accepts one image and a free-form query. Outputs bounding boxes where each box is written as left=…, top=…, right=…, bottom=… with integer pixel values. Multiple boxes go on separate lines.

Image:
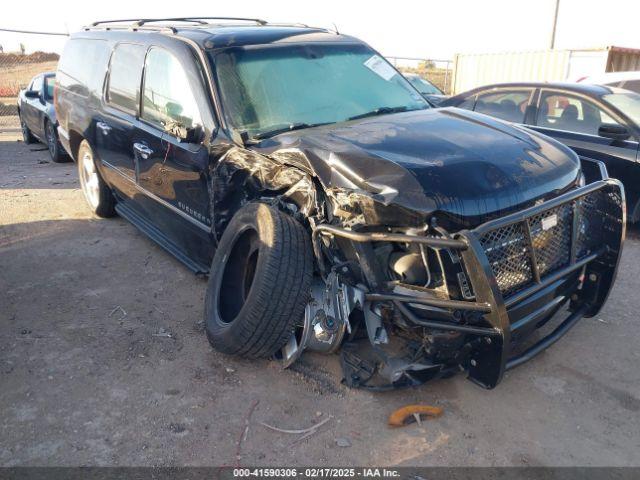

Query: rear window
left=58, top=38, right=109, bottom=94
left=474, top=90, right=532, bottom=123
left=106, top=43, right=146, bottom=114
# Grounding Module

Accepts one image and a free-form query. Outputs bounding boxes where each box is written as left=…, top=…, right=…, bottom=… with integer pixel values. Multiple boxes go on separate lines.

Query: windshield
left=407, top=75, right=442, bottom=95
left=212, top=43, right=429, bottom=139
left=603, top=92, right=640, bottom=126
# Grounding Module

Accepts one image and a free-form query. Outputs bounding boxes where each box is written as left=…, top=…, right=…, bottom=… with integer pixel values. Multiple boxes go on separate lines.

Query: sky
left=1, top=0, right=639, bottom=59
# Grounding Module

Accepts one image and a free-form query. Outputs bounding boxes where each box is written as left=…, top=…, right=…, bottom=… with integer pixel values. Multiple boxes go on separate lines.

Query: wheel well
left=68, top=130, right=84, bottom=162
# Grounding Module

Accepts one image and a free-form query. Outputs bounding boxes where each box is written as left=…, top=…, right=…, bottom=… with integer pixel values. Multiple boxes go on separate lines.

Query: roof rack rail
left=89, top=17, right=268, bottom=27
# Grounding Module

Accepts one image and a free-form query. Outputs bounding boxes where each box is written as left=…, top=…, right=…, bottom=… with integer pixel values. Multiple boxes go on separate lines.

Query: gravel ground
left=1, top=132, right=639, bottom=467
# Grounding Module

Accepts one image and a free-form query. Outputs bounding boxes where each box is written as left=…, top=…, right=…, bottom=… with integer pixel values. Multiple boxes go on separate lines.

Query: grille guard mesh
left=477, top=187, right=624, bottom=298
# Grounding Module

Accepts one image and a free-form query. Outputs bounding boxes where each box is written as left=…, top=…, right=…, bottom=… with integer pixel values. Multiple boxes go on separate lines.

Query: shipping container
left=451, top=46, right=640, bottom=94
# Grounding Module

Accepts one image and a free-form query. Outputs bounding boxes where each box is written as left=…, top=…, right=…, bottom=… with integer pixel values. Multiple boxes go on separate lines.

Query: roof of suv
left=82, top=20, right=356, bottom=49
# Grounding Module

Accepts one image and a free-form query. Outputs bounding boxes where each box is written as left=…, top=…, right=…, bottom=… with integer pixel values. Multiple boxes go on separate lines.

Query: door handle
left=133, top=142, right=154, bottom=160
left=96, top=121, right=112, bottom=135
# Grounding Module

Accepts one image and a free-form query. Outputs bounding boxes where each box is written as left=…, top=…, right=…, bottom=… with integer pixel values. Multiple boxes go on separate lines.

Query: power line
left=0, top=28, right=69, bottom=36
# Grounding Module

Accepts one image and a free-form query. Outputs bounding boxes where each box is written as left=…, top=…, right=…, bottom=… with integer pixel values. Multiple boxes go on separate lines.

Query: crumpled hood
left=255, top=107, right=581, bottom=227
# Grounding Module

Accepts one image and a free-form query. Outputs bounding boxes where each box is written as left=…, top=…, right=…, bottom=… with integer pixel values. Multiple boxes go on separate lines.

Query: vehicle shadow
left=0, top=140, right=76, bottom=190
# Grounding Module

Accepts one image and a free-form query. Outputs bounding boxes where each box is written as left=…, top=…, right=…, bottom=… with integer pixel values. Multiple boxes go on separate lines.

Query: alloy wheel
left=79, top=151, right=100, bottom=209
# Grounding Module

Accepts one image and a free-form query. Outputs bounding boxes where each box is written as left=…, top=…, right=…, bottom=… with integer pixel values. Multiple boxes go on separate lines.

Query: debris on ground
left=108, top=305, right=127, bottom=320
left=236, top=399, right=259, bottom=466
left=335, top=437, right=351, bottom=448
left=387, top=405, right=443, bottom=428
left=152, top=327, right=172, bottom=338
left=260, top=415, right=332, bottom=435
left=260, top=415, right=332, bottom=447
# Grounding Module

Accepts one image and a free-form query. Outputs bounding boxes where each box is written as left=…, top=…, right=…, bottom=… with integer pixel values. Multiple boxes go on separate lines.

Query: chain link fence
left=0, top=30, right=65, bottom=134
left=386, top=56, right=453, bottom=94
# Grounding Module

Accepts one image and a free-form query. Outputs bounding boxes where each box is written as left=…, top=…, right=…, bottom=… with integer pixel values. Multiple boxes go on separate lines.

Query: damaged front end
left=281, top=165, right=625, bottom=390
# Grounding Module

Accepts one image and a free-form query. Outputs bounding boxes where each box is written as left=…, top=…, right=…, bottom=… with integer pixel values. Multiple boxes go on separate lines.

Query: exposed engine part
left=363, top=304, right=388, bottom=345
left=280, top=272, right=365, bottom=368
left=389, top=252, right=427, bottom=285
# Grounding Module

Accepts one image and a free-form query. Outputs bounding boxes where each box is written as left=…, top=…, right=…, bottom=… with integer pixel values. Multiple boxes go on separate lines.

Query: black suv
left=55, top=18, right=625, bottom=390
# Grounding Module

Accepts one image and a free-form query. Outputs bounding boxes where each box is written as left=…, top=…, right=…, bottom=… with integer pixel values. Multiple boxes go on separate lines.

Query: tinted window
left=107, top=43, right=146, bottom=113
left=536, top=91, right=620, bottom=136
left=58, top=38, right=109, bottom=94
left=31, top=76, right=43, bottom=93
left=603, top=92, right=640, bottom=126
left=621, top=79, right=640, bottom=94
left=474, top=90, right=531, bottom=123
left=44, top=76, right=55, bottom=100
left=456, top=95, right=476, bottom=110
left=142, top=48, right=201, bottom=132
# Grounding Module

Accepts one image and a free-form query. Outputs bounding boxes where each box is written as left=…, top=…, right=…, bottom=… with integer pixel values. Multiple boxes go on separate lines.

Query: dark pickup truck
left=55, top=18, right=625, bottom=390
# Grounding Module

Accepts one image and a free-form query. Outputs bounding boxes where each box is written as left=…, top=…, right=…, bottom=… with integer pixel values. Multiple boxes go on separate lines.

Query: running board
left=115, top=202, right=209, bottom=275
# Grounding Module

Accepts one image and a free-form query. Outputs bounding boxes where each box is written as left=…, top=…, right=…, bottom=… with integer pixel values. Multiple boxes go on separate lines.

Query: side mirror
left=598, top=123, right=630, bottom=141
left=182, top=124, right=205, bottom=144
left=165, top=121, right=204, bottom=144
left=25, top=90, right=40, bottom=99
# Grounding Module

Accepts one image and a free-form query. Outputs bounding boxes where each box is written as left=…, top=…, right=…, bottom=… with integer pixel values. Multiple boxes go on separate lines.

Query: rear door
left=95, top=42, right=147, bottom=189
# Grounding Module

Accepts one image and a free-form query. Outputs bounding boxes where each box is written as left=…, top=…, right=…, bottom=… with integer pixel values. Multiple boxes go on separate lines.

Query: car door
left=23, top=75, right=44, bottom=137
left=95, top=42, right=147, bottom=190
left=528, top=89, right=639, bottom=185
left=133, top=45, right=213, bottom=268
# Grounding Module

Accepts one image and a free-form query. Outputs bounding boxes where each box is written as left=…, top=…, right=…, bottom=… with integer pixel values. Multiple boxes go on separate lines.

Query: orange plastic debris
left=387, top=405, right=444, bottom=427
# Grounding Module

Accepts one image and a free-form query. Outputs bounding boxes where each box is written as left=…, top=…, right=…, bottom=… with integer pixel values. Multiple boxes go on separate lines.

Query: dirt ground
left=1, top=131, right=639, bottom=467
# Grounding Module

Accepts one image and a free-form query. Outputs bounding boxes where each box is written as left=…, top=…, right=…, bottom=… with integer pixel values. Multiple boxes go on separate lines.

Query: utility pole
left=550, top=0, right=560, bottom=49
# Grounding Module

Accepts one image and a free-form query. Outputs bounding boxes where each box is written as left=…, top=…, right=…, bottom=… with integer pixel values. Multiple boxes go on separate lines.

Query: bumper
left=315, top=176, right=625, bottom=389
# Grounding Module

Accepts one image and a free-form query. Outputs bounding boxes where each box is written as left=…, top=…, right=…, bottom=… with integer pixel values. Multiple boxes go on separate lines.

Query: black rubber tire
left=45, top=120, right=65, bottom=163
left=77, top=140, right=117, bottom=218
left=19, top=113, right=36, bottom=144
left=204, top=203, right=313, bottom=358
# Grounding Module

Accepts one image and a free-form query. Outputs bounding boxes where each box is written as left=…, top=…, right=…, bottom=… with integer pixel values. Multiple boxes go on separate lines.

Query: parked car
left=55, top=19, right=624, bottom=391
left=442, top=82, right=640, bottom=223
left=577, top=71, right=640, bottom=94
left=17, top=72, right=66, bottom=162
left=403, top=73, right=448, bottom=105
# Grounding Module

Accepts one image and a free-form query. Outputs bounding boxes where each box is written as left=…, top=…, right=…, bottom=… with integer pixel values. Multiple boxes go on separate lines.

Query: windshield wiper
left=251, top=122, right=331, bottom=141
left=347, top=105, right=421, bottom=121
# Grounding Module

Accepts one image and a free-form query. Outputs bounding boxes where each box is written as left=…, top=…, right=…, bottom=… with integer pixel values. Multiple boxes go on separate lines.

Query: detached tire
left=204, top=203, right=313, bottom=358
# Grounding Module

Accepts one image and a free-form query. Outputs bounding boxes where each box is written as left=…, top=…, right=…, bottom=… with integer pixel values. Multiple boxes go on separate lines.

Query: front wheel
left=77, top=140, right=116, bottom=218
left=204, top=203, right=314, bottom=358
